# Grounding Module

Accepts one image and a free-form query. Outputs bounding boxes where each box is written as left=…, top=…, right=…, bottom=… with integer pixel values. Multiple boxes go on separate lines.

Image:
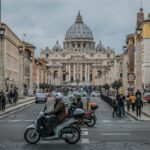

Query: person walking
left=0, top=91, right=6, bottom=111
left=135, top=94, right=143, bottom=117
left=135, top=89, right=142, bottom=99
left=129, top=93, right=136, bottom=112
left=112, top=98, right=118, bottom=117
left=126, top=94, right=131, bottom=112
left=116, top=92, right=125, bottom=118
left=13, top=88, right=18, bottom=103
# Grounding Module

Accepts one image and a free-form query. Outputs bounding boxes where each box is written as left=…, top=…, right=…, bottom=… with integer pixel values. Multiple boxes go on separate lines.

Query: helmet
left=54, top=92, right=63, bottom=100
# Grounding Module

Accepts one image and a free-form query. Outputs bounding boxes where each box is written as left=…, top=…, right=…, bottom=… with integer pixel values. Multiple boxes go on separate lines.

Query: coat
left=135, top=98, right=143, bottom=108
left=47, top=100, right=66, bottom=121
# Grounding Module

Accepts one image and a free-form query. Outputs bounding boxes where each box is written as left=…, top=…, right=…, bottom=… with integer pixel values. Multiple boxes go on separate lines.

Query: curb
left=0, top=98, right=35, bottom=117
left=125, top=111, right=138, bottom=120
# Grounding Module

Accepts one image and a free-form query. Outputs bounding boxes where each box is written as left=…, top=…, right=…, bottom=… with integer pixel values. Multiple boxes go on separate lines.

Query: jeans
left=136, top=107, right=141, bottom=116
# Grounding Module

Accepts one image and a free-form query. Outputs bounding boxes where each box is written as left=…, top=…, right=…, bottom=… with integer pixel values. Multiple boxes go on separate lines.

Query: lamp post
left=0, top=26, right=5, bottom=92
left=18, top=45, right=25, bottom=98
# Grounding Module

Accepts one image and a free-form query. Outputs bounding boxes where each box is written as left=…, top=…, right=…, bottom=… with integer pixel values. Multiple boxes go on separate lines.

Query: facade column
left=29, top=59, right=33, bottom=93
left=80, top=64, right=82, bottom=82
left=18, top=46, right=24, bottom=98
left=85, top=64, right=87, bottom=82
left=36, top=63, right=40, bottom=91
left=0, top=31, right=5, bottom=92
left=135, top=42, right=142, bottom=91
left=73, top=64, right=76, bottom=81
left=87, top=64, right=89, bottom=81
left=69, top=64, right=71, bottom=81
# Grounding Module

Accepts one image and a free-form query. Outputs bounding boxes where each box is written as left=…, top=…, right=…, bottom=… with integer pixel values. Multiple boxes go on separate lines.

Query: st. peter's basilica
left=40, top=12, right=116, bottom=86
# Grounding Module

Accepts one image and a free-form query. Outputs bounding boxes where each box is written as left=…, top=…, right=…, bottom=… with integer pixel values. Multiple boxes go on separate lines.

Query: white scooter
left=24, top=104, right=81, bottom=144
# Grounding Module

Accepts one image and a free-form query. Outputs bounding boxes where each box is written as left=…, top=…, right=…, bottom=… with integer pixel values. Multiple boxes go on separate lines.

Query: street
left=0, top=97, right=150, bottom=150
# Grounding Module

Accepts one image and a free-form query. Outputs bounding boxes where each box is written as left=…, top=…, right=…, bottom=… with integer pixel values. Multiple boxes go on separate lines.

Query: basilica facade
left=40, top=12, right=116, bottom=86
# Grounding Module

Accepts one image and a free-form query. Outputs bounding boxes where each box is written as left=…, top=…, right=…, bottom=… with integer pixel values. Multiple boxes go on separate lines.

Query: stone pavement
left=0, top=97, right=35, bottom=117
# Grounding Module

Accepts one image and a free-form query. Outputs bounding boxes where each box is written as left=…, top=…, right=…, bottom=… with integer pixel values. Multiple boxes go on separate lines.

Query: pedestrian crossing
left=0, top=119, right=139, bottom=123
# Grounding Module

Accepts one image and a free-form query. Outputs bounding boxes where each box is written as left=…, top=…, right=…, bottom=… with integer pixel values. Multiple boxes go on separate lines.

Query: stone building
left=33, top=58, right=46, bottom=91
left=0, top=23, right=21, bottom=92
left=41, top=12, right=115, bottom=86
left=0, top=23, right=36, bottom=96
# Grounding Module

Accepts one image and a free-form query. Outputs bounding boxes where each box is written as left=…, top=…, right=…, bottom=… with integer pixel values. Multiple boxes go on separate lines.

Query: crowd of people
left=112, top=89, right=143, bottom=118
left=0, top=88, right=18, bottom=112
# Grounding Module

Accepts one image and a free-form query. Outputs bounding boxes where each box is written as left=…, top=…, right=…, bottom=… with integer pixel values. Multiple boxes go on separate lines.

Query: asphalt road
left=0, top=96, right=150, bottom=150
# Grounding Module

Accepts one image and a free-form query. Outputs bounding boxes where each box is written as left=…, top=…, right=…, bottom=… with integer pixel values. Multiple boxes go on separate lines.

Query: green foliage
left=111, top=79, right=122, bottom=90
left=103, top=83, right=110, bottom=90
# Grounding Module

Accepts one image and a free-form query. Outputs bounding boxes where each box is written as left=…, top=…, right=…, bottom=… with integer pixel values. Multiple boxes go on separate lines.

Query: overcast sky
left=2, top=0, right=150, bottom=56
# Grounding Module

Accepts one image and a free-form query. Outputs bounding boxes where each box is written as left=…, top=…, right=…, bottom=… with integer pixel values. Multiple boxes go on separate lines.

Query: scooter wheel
left=86, top=117, right=96, bottom=127
left=24, top=128, right=40, bottom=144
left=64, top=126, right=81, bottom=144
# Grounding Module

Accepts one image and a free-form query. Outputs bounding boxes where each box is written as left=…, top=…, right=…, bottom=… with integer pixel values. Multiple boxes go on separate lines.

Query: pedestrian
left=129, top=93, right=136, bottom=112
left=0, top=91, right=6, bottom=111
left=112, top=97, right=118, bottom=117
left=116, top=92, right=125, bottom=118
left=135, top=89, right=142, bottom=99
left=126, top=94, right=131, bottom=112
left=13, top=88, right=18, bottom=103
left=135, top=93, right=143, bottom=117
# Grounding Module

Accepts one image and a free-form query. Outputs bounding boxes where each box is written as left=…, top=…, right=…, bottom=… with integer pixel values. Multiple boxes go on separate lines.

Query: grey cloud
left=2, top=0, right=150, bottom=56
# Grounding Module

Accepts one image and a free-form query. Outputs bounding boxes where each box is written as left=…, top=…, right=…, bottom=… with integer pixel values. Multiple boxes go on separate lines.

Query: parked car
left=35, top=93, right=48, bottom=103
left=91, top=91, right=100, bottom=97
left=144, top=92, right=150, bottom=103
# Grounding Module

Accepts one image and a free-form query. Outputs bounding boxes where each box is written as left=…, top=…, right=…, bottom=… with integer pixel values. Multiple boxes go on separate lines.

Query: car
left=144, top=92, right=150, bottom=103
left=91, top=91, right=100, bottom=97
left=35, top=93, right=48, bottom=103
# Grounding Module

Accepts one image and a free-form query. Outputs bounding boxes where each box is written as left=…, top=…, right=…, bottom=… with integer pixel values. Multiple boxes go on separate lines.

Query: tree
left=103, top=83, right=110, bottom=90
left=111, top=79, right=123, bottom=92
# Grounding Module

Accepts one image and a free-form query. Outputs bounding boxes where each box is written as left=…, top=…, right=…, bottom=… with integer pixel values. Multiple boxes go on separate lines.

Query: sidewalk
left=0, top=97, right=35, bottom=117
left=126, top=102, right=150, bottom=121
left=102, top=95, right=150, bottom=121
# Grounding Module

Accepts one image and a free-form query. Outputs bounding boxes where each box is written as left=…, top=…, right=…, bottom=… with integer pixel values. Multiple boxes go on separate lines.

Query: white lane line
left=82, top=131, right=88, bottom=136
left=101, top=133, right=131, bottom=136
left=117, top=120, right=126, bottom=123
left=9, top=120, right=20, bottom=122
left=0, top=119, right=34, bottom=122
left=81, top=128, right=88, bottom=131
left=82, top=139, right=89, bottom=144
left=102, top=120, right=112, bottom=123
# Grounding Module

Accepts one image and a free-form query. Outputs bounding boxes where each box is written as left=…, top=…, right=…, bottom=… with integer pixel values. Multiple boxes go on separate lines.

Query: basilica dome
left=65, top=12, right=93, bottom=40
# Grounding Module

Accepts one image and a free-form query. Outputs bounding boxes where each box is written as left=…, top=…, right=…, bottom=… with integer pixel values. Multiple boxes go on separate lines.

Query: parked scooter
left=67, top=102, right=97, bottom=127
left=24, top=103, right=81, bottom=144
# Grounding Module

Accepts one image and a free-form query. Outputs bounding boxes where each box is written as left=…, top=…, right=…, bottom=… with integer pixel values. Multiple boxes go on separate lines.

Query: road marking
left=82, top=139, right=89, bottom=144
left=102, top=120, right=112, bottom=122
left=0, top=119, right=34, bottom=122
left=82, top=131, right=88, bottom=136
left=81, top=128, right=88, bottom=131
left=9, top=120, right=20, bottom=122
left=101, top=133, right=131, bottom=136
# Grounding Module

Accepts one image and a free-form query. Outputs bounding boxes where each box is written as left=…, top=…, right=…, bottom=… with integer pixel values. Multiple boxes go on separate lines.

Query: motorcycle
left=24, top=103, right=81, bottom=144
left=68, top=103, right=97, bottom=127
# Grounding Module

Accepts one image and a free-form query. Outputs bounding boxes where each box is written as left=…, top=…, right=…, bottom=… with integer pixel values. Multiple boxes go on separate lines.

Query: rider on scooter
left=44, top=92, right=66, bottom=135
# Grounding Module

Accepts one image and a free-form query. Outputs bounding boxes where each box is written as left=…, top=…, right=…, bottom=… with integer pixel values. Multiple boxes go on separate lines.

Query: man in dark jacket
left=0, top=91, right=6, bottom=111
left=44, top=92, right=66, bottom=135
left=135, top=89, right=142, bottom=99
left=135, top=94, right=143, bottom=117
